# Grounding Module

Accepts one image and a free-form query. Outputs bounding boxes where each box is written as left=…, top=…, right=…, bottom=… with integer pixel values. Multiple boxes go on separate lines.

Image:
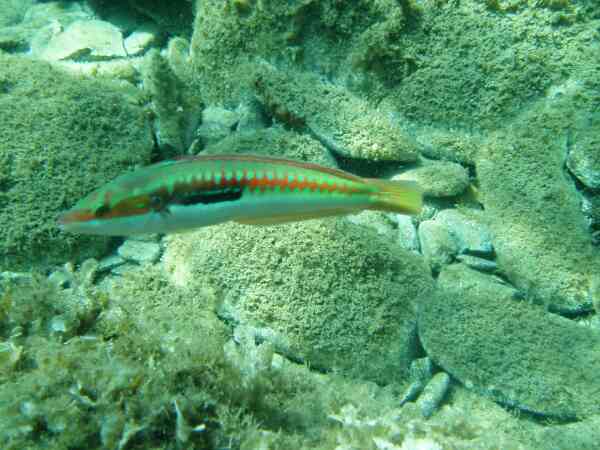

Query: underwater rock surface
left=419, top=264, right=600, bottom=419
left=0, top=53, right=152, bottom=271
left=1, top=0, right=600, bottom=447
left=164, top=217, right=433, bottom=384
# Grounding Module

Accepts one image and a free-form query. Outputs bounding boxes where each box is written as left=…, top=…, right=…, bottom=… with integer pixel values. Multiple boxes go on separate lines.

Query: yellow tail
left=366, top=178, right=423, bottom=215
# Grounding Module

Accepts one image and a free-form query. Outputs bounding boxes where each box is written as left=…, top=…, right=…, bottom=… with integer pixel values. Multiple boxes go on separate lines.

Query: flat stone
left=346, top=211, right=397, bottom=240
left=567, top=131, right=600, bottom=189
left=110, top=262, right=142, bottom=276
left=41, top=19, right=126, bottom=61
left=254, top=63, right=419, bottom=162
left=419, top=263, right=600, bottom=419
left=196, top=106, right=240, bottom=147
left=97, top=254, right=127, bottom=273
left=436, top=209, right=493, bottom=256
left=124, top=23, right=159, bottom=56
left=394, top=160, right=470, bottom=198
left=117, top=240, right=161, bottom=264
left=582, top=193, right=600, bottom=229
left=396, top=215, right=420, bottom=253
left=163, top=218, right=433, bottom=384
left=456, top=254, right=497, bottom=272
left=418, top=220, right=457, bottom=271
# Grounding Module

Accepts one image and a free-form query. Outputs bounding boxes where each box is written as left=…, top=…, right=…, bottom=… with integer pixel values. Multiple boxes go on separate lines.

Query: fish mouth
left=58, top=209, right=96, bottom=227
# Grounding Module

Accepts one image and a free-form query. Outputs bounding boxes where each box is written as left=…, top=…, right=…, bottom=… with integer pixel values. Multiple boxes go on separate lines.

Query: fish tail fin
left=366, top=178, right=423, bottom=215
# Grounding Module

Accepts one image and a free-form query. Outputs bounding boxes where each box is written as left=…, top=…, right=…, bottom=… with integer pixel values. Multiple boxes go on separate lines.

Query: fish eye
left=95, top=204, right=111, bottom=217
left=150, top=194, right=166, bottom=211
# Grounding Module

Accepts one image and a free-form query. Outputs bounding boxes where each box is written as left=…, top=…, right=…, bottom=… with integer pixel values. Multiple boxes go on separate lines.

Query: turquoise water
left=0, top=0, right=599, bottom=448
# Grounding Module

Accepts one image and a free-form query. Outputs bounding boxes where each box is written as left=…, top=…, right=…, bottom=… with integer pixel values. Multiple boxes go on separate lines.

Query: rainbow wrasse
left=58, top=154, right=422, bottom=236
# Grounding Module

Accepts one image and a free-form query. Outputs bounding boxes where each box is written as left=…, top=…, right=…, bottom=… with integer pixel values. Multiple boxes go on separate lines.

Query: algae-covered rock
left=386, top=1, right=594, bottom=129
left=394, top=160, right=470, bottom=198
left=164, top=217, right=433, bottom=384
left=566, top=122, right=600, bottom=190
left=203, top=126, right=338, bottom=169
left=254, top=63, right=420, bottom=162
left=476, top=88, right=600, bottom=310
left=0, top=53, right=152, bottom=270
left=419, top=264, right=600, bottom=419
left=40, top=19, right=126, bottom=62
left=142, top=48, right=185, bottom=153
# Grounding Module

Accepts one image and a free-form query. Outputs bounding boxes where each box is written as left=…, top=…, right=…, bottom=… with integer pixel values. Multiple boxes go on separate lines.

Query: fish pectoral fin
left=234, top=208, right=357, bottom=226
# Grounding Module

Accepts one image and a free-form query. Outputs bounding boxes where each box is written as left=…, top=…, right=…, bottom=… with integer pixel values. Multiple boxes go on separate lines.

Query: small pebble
left=48, top=270, right=71, bottom=288
left=40, top=20, right=126, bottom=61
left=124, top=23, right=159, bottom=56
left=396, top=215, right=420, bottom=253
left=416, top=372, right=450, bottom=418
left=196, top=106, right=239, bottom=147
left=117, top=240, right=161, bottom=264
left=436, top=209, right=493, bottom=256
left=400, top=357, right=434, bottom=406
left=456, top=254, right=497, bottom=272
left=394, top=160, right=470, bottom=198
left=418, top=220, right=457, bottom=271
left=97, top=255, right=127, bottom=273
left=566, top=137, right=600, bottom=189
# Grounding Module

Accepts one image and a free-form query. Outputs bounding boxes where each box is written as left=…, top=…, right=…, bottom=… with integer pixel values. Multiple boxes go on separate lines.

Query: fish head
left=58, top=175, right=167, bottom=236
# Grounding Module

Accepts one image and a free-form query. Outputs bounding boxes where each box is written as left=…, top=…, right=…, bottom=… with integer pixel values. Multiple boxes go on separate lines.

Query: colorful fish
left=58, top=154, right=422, bottom=236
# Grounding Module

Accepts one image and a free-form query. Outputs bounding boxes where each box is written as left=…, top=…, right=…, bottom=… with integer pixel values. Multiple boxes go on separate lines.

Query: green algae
left=0, top=265, right=518, bottom=450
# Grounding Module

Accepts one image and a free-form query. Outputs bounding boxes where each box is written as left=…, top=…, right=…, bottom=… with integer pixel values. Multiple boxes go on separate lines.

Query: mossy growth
left=0, top=262, right=551, bottom=449
left=0, top=53, right=152, bottom=271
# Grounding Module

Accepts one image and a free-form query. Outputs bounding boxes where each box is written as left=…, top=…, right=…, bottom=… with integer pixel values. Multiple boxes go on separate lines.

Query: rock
left=235, top=100, right=268, bottom=133
left=566, top=130, right=600, bottom=189
left=254, top=63, right=420, bottom=162
left=345, top=211, right=397, bottom=240
left=456, top=254, right=497, bottom=273
left=436, top=209, right=494, bottom=256
left=416, top=372, right=450, bottom=419
left=477, top=110, right=599, bottom=310
left=40, top=20, right=126, bottom=61
left=399, top=357, right=433, bottom=406
left=418, top=209, right=494, bottom=271
left=143, top=49, right=184, bottom=153
left=412, top=126, right=482, bottom=165
left=124, top=23, right=160, bottom=56
left=396, top=215, right=420, bottom=253
left=0, top=53, right=152, bottom=271
left=533, top=416, right=600, bottom=450
left=97, top=255, right=127, bottom=273
left=419, top=264, right=600, bottom=419
left=196, top=106, right=240, bottom=147
left=418, top=220, right=457, bottom=271
left=394, top=160, right=470, bottom=198
left=581, top=193, right=600, bottom=229
left=1, top=2, right=91, bottom=54
left=127, top=0, right=194, bottom=36
left=110, top=262, right=142, bottom=277
left=118, top=241, right=161, bottom=264
left=0, top=1, right=34, bottom=28
left=163, top=218, right=433, bottom=384
left=53, top=58, right=143, bottom=83
left=203, top=127, right=338, bottom=169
